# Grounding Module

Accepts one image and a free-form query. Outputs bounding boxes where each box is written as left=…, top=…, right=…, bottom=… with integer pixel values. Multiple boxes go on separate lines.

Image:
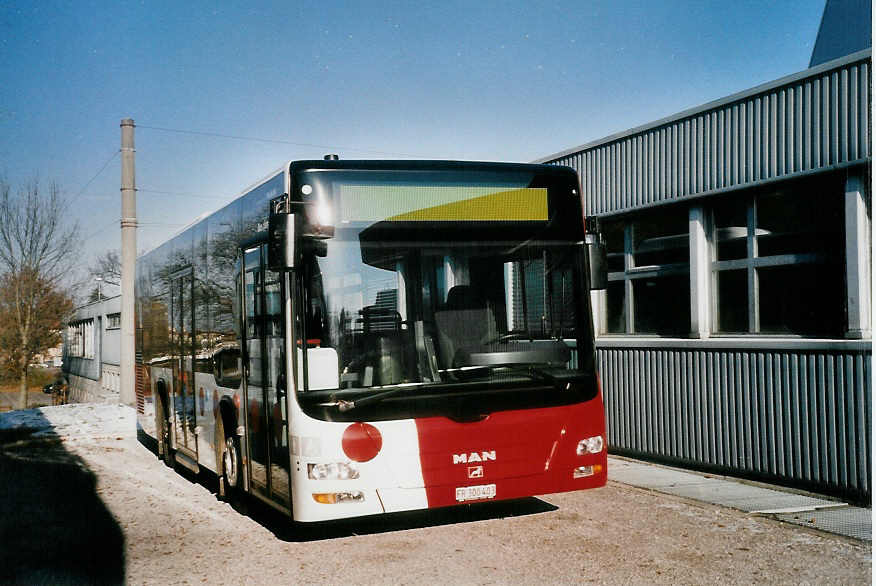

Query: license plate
left=455, top=483, right=497, bottom=502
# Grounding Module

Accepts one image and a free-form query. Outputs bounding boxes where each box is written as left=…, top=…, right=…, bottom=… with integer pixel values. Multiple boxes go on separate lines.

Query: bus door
left=241, top=244, right=291, bottom=508
left=170, top=267, right=197, bottom=458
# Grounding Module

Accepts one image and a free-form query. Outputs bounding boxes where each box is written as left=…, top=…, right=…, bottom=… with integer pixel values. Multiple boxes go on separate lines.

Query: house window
left=604, top=206, right=691, bottom=335
left=711, top=184, right=844, bottom=336
left=107, top=313, right=121, bottom=329
left=67, top=318, right=95, bottom=358
left=67, top=324, right=78, bottom=357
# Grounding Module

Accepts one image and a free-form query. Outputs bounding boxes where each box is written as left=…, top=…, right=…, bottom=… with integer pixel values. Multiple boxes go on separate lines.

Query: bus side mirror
left=268, top=196, right=335, bottom=270
left=585, top=216, right=607, bottom=291
left=586, top=238, right=607, bottom=290
left=268, top=211, right=297, bottom=270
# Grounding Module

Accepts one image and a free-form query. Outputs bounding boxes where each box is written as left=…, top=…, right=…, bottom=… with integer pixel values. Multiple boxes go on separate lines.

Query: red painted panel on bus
left=342, top=422, right=383, bottom=462
left=414, top=395, right=607, bottom=508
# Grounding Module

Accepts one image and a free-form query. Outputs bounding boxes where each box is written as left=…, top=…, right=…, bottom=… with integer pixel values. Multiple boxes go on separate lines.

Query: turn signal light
left=573, top=464, right=604, bottom=479
left=312, top=491, right=365, bottom=504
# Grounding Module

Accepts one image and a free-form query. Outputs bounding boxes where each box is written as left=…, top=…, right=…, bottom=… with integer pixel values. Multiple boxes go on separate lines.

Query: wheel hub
left=224, top=437, right=238, bottom=486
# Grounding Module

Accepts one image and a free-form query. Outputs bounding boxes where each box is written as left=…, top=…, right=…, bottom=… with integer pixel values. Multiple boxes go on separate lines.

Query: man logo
left=453, top=451, right=496, bottom=464
left=468, top=465, right=484, bottom=479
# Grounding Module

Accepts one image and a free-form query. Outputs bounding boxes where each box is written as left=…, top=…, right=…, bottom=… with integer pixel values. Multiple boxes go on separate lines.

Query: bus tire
left=216, top=416, right=241, bottom=503
left=155, top=392, right=173, bottom=468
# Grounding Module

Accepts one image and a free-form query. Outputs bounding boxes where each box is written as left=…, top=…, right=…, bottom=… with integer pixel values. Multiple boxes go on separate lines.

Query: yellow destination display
left=338, top=185, right=548, bottom=223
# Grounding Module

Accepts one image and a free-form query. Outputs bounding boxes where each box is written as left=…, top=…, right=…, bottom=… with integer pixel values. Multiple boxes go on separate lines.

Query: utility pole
left=119, top=118, right=137, bottom=406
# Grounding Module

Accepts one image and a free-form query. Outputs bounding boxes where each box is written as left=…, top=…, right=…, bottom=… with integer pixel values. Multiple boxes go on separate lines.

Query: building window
left=711, top=184, right=844, bottom=336
left=67, top=322, right=81, bottom=357
left=107, top=313, right=121, bottom=329
left=67, top=318, right=95, bottom=358
left=604, top=206, right=691, bottom=335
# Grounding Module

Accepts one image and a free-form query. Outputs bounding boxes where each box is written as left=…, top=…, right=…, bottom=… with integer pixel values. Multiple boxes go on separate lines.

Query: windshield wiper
left=505, top=365, right=589, bottom=391
left=483, top=331, right=534, bottom=344
left=319, top=382, right=433, bottom=413
left=335, top=387, right=409, bottom=412
left=445, top=363, right=587, bottom=391
left=318, top=367, right=589, bottom=413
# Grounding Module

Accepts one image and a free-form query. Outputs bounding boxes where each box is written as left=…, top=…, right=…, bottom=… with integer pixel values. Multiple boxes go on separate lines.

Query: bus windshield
left=295, top=167, right=596, bottom=420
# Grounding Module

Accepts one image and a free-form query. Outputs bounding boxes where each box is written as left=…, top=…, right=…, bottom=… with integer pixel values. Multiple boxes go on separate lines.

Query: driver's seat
left=434, top=285, right=497, bottom=369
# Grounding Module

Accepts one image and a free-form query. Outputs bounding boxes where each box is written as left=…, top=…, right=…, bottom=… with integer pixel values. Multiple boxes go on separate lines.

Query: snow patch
left=0, top=403, right=135, bottom=440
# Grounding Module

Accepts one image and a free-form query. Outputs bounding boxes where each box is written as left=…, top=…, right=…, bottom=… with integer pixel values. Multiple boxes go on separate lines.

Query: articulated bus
left=135, top=159, right=608, bottom=522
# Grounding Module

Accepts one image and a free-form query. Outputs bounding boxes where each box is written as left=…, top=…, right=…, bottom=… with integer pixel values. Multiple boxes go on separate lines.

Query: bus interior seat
left=434, top=285, right=497, bottom=369
left=360, top=306, right=404, bottom=385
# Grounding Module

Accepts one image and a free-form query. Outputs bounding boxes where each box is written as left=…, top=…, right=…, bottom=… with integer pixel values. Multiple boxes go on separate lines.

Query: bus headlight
left=307, top=462, right=360, bottom=480
left=577, top=435, right=604, bottom=455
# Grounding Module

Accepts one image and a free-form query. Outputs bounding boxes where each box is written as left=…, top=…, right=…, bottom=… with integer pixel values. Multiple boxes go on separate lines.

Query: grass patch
left=0, top=367, right=61, bottom=392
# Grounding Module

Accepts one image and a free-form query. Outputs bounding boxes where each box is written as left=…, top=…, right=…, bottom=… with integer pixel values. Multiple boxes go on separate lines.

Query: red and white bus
left=135, top=159, right=607, bottom=522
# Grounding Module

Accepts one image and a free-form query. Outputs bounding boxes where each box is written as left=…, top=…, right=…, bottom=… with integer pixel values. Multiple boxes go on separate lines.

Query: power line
left=74, top=125, right=424, bottom=250
left=74, top=193, right=113, bottom=201
left=70, top=188, right=231, bottom=202
left=71, top=149, right=119, bottom=204
left=137, top=124, right=427, bottom=158
left=82, top=219, right=118, bottom=243
left=82, top=218, right=185, bottom=244
left=139, top=188, right=229, bottom=201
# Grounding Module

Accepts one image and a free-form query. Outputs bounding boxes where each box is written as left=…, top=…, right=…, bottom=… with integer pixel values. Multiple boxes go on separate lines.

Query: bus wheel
left=216, top=416, right=241, bottom=502
left=155, top=394, right=173, bottom=467
left=223, top=435, right=241, bottom=493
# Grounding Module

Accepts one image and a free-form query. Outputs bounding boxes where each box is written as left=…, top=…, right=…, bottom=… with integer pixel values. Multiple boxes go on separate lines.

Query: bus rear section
left=284, top=161, right=607, bottom=522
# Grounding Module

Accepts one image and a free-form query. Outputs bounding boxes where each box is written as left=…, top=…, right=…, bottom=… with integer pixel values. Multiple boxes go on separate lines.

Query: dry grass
left=0, top=367, right=60, bottom=392
left=0, top=368, right=59, bottom=410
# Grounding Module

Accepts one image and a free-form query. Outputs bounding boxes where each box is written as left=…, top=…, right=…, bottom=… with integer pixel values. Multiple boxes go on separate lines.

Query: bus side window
left=306, top=259, right=327, bottom=343
left=213, top=346, right=241, bottom=388
left=232, top=258, right=242, bottom=338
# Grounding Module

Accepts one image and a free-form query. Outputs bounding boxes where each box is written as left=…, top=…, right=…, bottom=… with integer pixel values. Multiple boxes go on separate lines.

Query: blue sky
left=0, top=1, right=828, bottom=277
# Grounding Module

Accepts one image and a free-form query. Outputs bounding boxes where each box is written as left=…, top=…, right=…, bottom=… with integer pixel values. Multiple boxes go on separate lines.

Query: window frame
left=67, top=318, right=95, bottom=359
left=595, top=172, right=861, bottom=341
left=603, top=213, right=691, bottom=336
left=106, top=312, right=121, bottom=330
left=709, top=191, right=844, bottom=336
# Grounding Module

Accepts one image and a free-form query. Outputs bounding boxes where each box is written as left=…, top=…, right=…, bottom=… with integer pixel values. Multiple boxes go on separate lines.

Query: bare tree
left=89, top=249, right=121, bottom=285
left=0, top=178, right=79, bottom=409
left=87, top=249, right=121, bottom=301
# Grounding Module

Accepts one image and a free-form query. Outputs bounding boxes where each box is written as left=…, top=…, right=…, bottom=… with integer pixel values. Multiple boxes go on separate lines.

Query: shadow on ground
left=262, top=496, right=559, bottom=543
left=138, top=429, right=557, bottom=543
left=0, top=417, right=125, bottom=585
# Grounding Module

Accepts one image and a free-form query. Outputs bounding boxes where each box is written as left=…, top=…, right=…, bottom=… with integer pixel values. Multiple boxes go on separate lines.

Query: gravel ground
left=0, top=404, right=871, bottom=585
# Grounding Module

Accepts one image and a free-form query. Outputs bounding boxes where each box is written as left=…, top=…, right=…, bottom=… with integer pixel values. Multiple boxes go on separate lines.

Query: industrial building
left=538, top=1, right=871, bottom=501
left=63, top=295, right=123, bottom=403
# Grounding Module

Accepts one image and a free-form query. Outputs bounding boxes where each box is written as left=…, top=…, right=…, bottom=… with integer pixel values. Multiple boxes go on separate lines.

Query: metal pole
left=119, top=118, right=137, bottom=406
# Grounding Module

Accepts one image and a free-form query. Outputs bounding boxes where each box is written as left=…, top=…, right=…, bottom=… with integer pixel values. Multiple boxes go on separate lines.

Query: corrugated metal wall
left=543, top=51, right=871, bottom=216
left=599, top=345, right=871, bottom=501
left=541, top=52, right=872, bottom=502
